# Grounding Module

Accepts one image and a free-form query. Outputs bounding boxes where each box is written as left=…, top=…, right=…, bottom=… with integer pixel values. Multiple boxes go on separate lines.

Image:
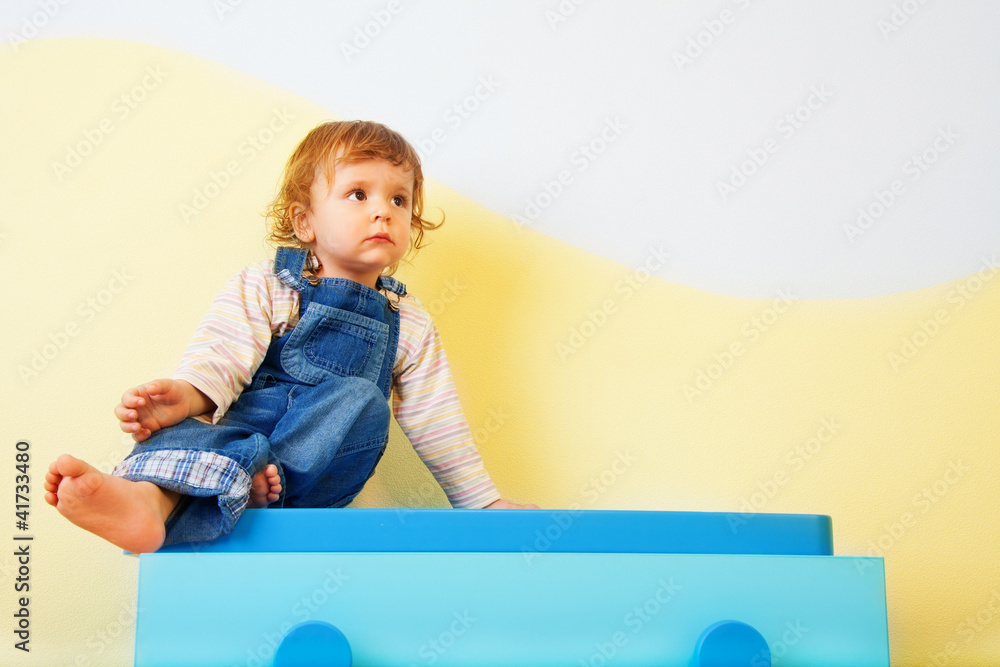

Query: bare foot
left=248, top=464, right=281, bottom=508
left=44, top=454, right=180, bottom=553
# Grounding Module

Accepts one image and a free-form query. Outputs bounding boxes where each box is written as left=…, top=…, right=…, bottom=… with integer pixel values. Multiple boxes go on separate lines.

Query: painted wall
left=1, top=2, right=997, bottom=665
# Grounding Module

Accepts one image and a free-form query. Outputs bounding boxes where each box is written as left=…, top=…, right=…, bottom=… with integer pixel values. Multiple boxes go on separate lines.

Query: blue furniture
left=134, top=509, right=889, bottom=666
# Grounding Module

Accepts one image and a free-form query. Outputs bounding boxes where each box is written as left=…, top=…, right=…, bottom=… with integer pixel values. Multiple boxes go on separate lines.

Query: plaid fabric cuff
left=113, top=449, right=252, bottom=518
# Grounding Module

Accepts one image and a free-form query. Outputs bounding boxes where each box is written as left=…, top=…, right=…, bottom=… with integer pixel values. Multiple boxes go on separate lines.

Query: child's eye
left=392, top=195, right=408, bottom=207
left=349, top=190, right=366, bottom=201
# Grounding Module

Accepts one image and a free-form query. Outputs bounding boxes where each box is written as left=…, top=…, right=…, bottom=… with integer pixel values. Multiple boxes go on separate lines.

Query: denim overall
left=115, top=247, right=404, bottom=545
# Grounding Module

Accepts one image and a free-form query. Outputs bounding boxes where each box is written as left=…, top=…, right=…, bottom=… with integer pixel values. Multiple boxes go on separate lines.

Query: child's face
left=295, top=158, right=414, bottom=288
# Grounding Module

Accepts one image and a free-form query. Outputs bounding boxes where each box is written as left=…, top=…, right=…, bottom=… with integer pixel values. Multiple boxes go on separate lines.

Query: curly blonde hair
left=265, top=120, right=441, bottom=276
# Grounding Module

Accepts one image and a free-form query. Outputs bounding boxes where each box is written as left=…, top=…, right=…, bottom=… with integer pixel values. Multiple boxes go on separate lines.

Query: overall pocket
left=279, top=302, right=389, bottom=386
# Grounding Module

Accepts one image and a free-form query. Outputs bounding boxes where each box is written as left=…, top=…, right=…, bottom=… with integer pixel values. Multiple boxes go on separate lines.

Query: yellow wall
left=2, top=39, right=997, bottom=665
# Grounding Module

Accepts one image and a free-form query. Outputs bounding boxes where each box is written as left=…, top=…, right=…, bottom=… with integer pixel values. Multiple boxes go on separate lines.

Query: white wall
left=4, top=0, right=997, bottom=298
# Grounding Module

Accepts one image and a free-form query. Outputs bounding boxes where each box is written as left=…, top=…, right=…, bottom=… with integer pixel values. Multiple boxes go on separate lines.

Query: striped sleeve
left=173, top=260, right=299, bottom=423
left=392, top=298, right=501, bottom=509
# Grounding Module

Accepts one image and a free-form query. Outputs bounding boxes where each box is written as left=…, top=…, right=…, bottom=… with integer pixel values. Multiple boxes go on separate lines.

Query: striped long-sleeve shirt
left=172, top=259, right=501, bottom=509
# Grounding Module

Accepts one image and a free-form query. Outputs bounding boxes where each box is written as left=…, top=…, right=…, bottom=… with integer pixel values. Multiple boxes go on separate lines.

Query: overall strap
left=273, top=247, right=310, bottom=292
left=376, top=295, right=401, bottom=398
left=376, top=275, right=407, bottom=297
left=275, top=247, right=406, bottom=298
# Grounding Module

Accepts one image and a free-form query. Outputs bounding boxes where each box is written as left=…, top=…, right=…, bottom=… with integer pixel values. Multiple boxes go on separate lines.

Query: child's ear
left=290, top=206, right=314, bottom=243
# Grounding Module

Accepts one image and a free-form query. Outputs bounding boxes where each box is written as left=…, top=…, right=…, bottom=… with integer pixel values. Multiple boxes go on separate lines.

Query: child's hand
left=114, top=379, right=214, bottom=442
left=485, top=498, right=540, bottom=510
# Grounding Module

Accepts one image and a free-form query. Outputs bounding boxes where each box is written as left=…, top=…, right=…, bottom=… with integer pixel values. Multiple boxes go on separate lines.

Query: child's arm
left=114, top=379, right=216, bottom=442
left=393, top=301, right=536, bottom=509
left=172, top=260, right=299, bottom=424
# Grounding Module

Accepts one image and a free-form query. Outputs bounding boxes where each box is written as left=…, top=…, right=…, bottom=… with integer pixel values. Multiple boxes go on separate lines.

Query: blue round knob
left=274, top=621, right=352, bottom=667
left=695, top=620, right=770, bottom=667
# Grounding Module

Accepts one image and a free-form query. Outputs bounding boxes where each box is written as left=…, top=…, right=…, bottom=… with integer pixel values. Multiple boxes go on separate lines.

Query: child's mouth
left=366, top=234, right=393, bottom=244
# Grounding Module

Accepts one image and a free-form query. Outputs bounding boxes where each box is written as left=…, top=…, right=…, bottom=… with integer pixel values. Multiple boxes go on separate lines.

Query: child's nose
left=370, top=200, right=391, bottom=222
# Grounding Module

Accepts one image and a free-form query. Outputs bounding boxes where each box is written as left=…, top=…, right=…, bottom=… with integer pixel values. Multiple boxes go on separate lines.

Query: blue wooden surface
left=153, top=508, right=834, bottom=555
left=135, top=510, right=890, bottom=666
left=136, top=551, right=889, bottom=666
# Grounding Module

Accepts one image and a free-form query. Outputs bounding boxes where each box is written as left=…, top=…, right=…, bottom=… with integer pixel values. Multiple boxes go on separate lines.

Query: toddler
left=45, top=120, right=532, bottom=553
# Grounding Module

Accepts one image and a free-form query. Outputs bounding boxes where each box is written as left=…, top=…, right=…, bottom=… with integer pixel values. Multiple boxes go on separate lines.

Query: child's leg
left=271, top=377, right=390, bottom=509
left=48, top=383, right=284, bottom=550
left=44, top=454, right=180, bottom=553
left=112, top=416, right=272, bottom=546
